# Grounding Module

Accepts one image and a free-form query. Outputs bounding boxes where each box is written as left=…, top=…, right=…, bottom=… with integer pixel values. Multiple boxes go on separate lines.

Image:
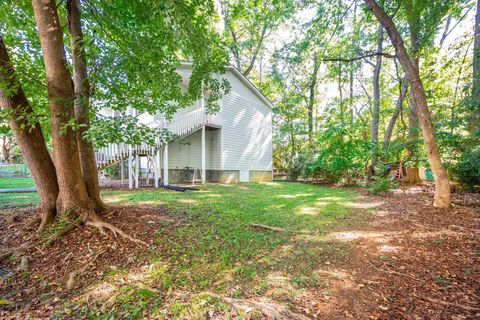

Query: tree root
left=0, top=243, right=31, bottom=261
left=85, top=217, right=147, bottom=246
left=200, top=292, right=310, bottom=320
left=422, top=297, right=480, bottom=312
left=36, top=210, right=56, bottom=233
left=250, top=223, right=287, bottom=232
left=66, top=248, right=108, bottom=290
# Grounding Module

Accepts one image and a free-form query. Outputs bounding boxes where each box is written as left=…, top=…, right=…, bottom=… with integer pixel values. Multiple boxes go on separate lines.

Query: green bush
left=367, top=176, right=398, bottom=195
left=288, top=153, right=309, bottom=181
left=306, top=124, right=370, bottom=183
left=457, top=147, right=480, bottom=191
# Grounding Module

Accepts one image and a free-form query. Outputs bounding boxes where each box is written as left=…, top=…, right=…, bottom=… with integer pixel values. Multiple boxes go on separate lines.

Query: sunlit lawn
left=0, top=177, right=35, bottom=189
left=1, top=182, right=369, bottom=318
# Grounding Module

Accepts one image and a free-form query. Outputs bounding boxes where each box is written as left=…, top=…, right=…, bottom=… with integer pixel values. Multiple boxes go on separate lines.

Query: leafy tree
left=0, top=0, right=229, bottom=232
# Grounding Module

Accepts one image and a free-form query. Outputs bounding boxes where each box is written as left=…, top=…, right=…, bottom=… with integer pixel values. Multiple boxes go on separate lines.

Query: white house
left=95, top=63, right=273, bottom=188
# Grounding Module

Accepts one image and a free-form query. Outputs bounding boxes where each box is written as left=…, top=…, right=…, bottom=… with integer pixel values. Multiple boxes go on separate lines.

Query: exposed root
left=36, top=209, right=56, bottom=233
left=250, top=223, right=287, bottom=232
left=200, top=292, right=310, bottom=320
left=66, top=248, right=108, bottom=290
left=0, top=243, right=31, bottom=261
left=422, top=297, right=480, bottom=312
left=85, top=218, right=147, bottom=246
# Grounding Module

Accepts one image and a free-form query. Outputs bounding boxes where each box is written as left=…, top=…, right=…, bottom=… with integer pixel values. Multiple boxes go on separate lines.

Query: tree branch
left=322, top=51, right=395, bottom=63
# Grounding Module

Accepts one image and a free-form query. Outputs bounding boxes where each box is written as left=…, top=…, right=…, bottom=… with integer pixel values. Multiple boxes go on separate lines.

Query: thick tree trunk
left=0, top=35, right=59, bottom=231
left=364, top=0, right=451, bottom=208
left=384, top=76, right=408, bottom=149
left=371, top=24, right=384, bottom=172
left=67, top=0, right=106, bottom=212
left=32, top=0, right=94, bottom=216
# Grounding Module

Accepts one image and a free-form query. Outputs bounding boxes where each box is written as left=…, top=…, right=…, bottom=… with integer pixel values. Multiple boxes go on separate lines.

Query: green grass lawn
left=0, top=164, right=29, bottom=177
left=1, top=182, right=370, bottom=318
left=0, top=177, right=35, bottom=189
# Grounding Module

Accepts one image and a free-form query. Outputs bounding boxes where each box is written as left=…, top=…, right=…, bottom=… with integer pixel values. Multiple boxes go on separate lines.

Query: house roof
left=179, top=62, right=274, bottom=109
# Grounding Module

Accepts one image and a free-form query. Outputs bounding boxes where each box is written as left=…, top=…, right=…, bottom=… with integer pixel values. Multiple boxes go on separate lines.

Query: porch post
left=154, top=151, right=159, bottom=188
left=163, top=144, right=169, bottom=185
left=128, top=147, right=133, bottom=189
left=201, top=125, right=206, bottom=184
left=134, top=154, right=139, bottom=188
left=120, top=159, right=124, bottom=187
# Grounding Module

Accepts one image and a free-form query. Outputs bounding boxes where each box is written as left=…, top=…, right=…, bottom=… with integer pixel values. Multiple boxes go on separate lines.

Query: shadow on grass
left=71, top=182, right=374, bottom=318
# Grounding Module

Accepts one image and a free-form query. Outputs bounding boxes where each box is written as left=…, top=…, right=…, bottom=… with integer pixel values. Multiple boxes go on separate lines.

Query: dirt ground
left=1, top=185, right=479, bottom=319
left=294, top=186, right=480, bottom=319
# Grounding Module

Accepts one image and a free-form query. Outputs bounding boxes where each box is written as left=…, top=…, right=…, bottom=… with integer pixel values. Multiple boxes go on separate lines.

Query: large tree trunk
left=371, top=24, right=384, bottom=172
left=67, top=0, right=106, bottom=212
left=32, top=0, right=145, bottom=245
left=384, top=76, right=408, bottom=149
left=32, top=0, right=94, bottom=216
left=470, top=0, right=480, bottom=134
left=364, top=0, right=451, bottom=208
left=0, top=35, right=59, bottom=231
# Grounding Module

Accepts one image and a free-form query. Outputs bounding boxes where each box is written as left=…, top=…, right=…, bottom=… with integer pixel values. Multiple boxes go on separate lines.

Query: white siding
left=220, top=74, right=272, bottom=176
left=113, top=66, right=272, bottom=179
left=166, top=129, right=221, bottom=170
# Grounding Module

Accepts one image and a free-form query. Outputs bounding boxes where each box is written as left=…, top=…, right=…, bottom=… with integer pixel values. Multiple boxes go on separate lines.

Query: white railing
left=164, top=108, right=221, bottom=137
left=94, top=106, right=221, bottom=170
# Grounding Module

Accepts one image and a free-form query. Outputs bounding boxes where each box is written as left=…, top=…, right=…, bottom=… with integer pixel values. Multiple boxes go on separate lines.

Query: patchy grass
left=94, top=183, right=364, bottom=318
left=1, top=182, right=371, bottom=318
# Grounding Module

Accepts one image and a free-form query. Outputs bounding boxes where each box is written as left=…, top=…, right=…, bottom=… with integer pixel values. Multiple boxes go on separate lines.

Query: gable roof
left=179, top=62, right=274, bottom=109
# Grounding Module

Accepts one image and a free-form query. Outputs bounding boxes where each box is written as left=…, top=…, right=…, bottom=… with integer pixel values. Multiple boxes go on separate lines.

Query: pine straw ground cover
left=0, top=182, right=479, bottom=319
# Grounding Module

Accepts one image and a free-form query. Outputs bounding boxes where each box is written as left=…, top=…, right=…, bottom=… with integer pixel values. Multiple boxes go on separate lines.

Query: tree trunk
left=0, top=35, right=59, bottom=231
left=363, top=0, right=451, bottom=208
left=307, top=56, right=320, bottom=149
left=470, top=0, right=480, bottom=134
left=67, top=0, right=106, bottom=212
left=384, top=76, right=408, bottom=149
left=32, top=0, right=94, bottom=216
left=2, top=137, right=11, bottom=163
left=371, top=24, right=384, bottom=172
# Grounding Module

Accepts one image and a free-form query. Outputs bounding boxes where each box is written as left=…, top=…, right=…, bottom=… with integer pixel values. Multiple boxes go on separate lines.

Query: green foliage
left=0, top=0, right=230, bottom=145
left=85, top=115, right=176, bottom=148
left=307, top=123, right=370, bottom=182
left=367, top=176, right=398, bottom=195
left=456, top=147, right=480, bottom=191
left=288, top=153, right=309, bottom=181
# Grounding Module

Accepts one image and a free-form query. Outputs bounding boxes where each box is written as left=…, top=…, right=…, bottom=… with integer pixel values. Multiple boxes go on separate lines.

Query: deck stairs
left=95, top=108, right=221, bottom=170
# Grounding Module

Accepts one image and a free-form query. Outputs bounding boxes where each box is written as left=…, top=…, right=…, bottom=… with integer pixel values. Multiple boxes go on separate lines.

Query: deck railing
left=95, top=106, right=221, bottom=170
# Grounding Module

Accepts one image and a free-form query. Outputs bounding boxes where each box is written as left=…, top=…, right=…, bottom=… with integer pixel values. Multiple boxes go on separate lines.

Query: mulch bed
left=0, top=204, right=168, bottom=318
left=295, top=186, right=480, bottom=319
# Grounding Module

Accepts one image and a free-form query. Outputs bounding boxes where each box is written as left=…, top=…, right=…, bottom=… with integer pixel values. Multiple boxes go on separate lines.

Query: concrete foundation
left=249, top=170, right=273, bottom=182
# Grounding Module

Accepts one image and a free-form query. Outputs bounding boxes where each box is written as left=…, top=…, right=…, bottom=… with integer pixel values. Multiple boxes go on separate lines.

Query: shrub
left=288, top=153, right=309, bottom=181
left=457, top=147, right=480, bottom=191
left=367, top=176, right=398, bottom=195
left=306, top=125, right=370, bottom=183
